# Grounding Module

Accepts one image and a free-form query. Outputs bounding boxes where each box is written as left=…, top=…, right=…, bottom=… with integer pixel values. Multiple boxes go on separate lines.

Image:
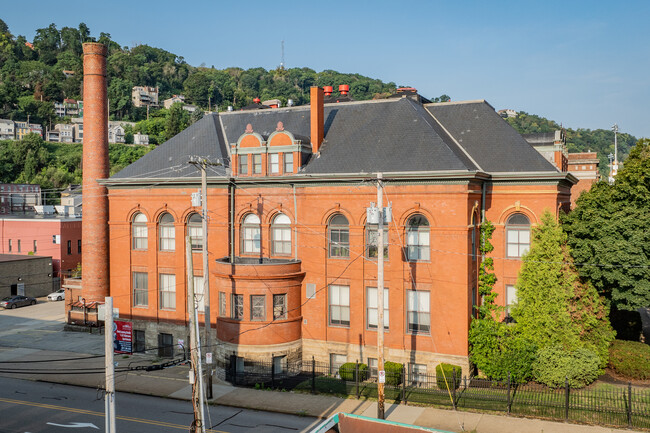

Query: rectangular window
left=366, top=287, right=389, bottom=330
left=366, top=227, right=389, bottom=259
left=407, top=290, right=430, bottom=334
left=273, top=294, right=287, bottom=320
left=188, top=225, right=202, bottom=251
left=8, top=239, right=11, bottom=252
left=306, top=283, right=316, bottom=299
left=66, top=240, right=71, bottom=255
left=18, top=239, right=21, bottom=253
left=253, top=154, right=262, bottom=174
left=239, top=155, right=248, bottom=175
left=33, top=240, right=37, bottom=253
left=268, top=153, right=279, bottom=174
left=231, top=294, right=243, bottom=320
left=507, top=229, right=530, bottom=258
left=159, top=273, right=176, bottom=310
left=284, top=153, right=293, bottom=173
left=158, top=333, right=174, bottom=358
left=273, top=355, right=286, bottom=374
left=368, top=357, right=378, bottom=378
left=133, top=330, right=146, bottom=353
left=272, top=225, right=291, bottom=255
left=219, top=291, right=226, bottom=317
left=409, top=363, right=427, bottom=386
left=329, top=285, right=350, bottom=327
left=193, top=276, right=204, bottom=312
left=329, top=227, right=349, bottom=258
left=250, top=295, right=265, bottom=321
left=472, top=225, right=477, bottom=261
left=506, top=284, right=517, bottom=315
left=159, top=225, right=175, bottom=251
left=132, top=224, right=148, bottom=250
left=330, top=353, right=347, bottom=376
left=133, top=272, right=148, bottom=307
left=77, top=239, right=81, bottom=254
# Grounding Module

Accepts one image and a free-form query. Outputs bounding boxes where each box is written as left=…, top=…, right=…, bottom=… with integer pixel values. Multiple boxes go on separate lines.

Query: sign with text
left=378, top=370, right=386, bottom=383
left=113, top=320, right=132, bottom=354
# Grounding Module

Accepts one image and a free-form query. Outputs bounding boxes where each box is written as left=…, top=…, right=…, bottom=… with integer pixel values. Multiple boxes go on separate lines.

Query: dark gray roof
left=110, top=97, right=559, bottom=182
left=111, top=114, right=229, bottom=179
left=425, top=101, right=558, bottom=173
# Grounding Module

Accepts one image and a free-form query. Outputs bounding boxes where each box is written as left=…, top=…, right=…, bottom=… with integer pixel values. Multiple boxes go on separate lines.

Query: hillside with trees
left=506, top=112, right=637, bottom=178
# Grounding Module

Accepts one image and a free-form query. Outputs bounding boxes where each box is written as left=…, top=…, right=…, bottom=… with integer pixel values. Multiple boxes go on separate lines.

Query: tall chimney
left=81, top=43, right=109, bottom=302
left=310, top=86, right=324, bottom=154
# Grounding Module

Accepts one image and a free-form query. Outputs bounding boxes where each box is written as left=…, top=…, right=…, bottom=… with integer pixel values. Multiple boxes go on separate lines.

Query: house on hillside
left=102, top=87, right=575, bottom=374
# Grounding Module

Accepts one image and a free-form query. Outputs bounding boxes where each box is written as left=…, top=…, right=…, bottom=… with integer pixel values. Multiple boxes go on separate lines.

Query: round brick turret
left=81, top=43, right=109, bottom=302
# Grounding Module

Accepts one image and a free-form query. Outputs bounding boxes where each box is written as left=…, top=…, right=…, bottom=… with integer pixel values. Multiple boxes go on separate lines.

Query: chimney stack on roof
left=81, top=42, right=110, bottom=302
left=310, top=86, right=324, bottom=154
left=323, top=86, right=333, bottom=97
left=339, top=84, right=349, bottom=96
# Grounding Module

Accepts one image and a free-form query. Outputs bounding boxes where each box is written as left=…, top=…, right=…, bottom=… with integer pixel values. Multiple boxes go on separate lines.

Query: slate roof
left=110, top=96, right=559, bottom=181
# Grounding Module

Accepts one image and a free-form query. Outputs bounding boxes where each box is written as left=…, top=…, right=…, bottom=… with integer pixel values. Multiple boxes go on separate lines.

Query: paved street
left=0, top=377, right=319, bottom=432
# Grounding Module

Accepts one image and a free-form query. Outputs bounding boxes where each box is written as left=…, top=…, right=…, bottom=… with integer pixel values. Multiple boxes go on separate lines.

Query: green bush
left=436, top=363, right=462, bottom=390
left=609, top=340, right=650, bottom=380
left=338, top=362, right=368, bottom=381
left=384, top=361, right=403, bottom=386
left=532, top=346, right=601, bottom=388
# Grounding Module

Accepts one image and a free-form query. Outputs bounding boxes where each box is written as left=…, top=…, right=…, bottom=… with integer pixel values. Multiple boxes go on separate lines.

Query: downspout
left=292, top=184, right=298, bottom=261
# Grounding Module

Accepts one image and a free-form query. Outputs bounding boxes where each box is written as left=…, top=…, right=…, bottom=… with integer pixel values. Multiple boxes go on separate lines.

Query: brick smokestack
left=81, top=43, right=109, bottom=302
left=310, top=86, right=324, bottom=154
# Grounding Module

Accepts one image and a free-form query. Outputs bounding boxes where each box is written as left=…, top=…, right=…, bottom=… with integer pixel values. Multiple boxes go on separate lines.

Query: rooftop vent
left=339, top=84, right=349, bottom=96
left=323, top=86, right=333, bottom=97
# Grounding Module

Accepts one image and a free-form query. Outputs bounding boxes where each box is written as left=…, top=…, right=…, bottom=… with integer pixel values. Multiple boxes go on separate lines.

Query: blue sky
left=3, top=0, right=649, bottom=138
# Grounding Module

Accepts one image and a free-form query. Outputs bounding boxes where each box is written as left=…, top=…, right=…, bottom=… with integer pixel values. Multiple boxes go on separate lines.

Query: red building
left=102, top=88, right=574, bottom=374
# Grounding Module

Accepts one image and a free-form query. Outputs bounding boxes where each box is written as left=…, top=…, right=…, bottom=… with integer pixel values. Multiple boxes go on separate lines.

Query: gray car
left=0, top=296, right=37, bottom=309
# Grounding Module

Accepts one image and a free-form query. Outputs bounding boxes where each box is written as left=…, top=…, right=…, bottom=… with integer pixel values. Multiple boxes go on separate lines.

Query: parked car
left=47, top=289, right=66, bottom=301
left=0, top=296, right=37, bottom=309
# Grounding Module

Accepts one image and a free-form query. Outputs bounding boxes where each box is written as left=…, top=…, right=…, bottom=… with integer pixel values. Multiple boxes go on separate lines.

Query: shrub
left=384, top=361, right=403, bottom=386
left=436, top=363, right=462, bottom=390
left=532, top=346, right=600, bottom=388
left=338, top=362, right=368, bottom=381
left=609, top=340, right=650, bottom=380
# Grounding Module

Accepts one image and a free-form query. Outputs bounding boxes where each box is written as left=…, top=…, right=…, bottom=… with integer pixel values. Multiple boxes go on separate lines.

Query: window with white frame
left=231, top=294, right=243, bottom=320
left=406, top=215, right=430, bottom=261
left=366, top=226, right=388, bottom=259
left=219, top=291, right=226, bottom=317
left=241, top=214, right=261, bottom=253
left=273, top=294, right=287, bottom=320
left=506, top=213, right=530, bottom=258
left=159, top=273, right=176, bottom=310
left=407, top=290, right=430, bottom=333
left=271, top=213, right=291, bottom=255
left=330, top=353, right=347, bottom=376
left=366, top=286, right=389, bottom=330
left=505, top=284, right=518, bottom=315
left=329, top=284, right=350, bottom=326
left=239, top=154, right=248, bottom=175
left=328, top=214, right=349, bottom=258
left=253, top=154, right=262, bottom=174
left=250, top=295, right=265, bottom=321
left=409, top=363, right=427, bottom=386
left=268, top=153, right=280, bottom=174
left=368, top=358, right=378, bottom=378
left=132, top=212, right=148, bottom=250
left=284, top=152, right=293, bottom=173
left=187, top=213, right=202, bottom=251
left=159, top=213, right=175, bottom=251
left=133, top=272, right=148, bottom=307
left=193, top=275, right=204, bottom=312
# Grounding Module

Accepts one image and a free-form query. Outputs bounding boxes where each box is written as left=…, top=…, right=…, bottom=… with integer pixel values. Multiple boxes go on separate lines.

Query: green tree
left=563, top=139, right=650, bottom=312
left=513, top=211, right=614, bottom=368
left=164, top=102, right=189, bottom=141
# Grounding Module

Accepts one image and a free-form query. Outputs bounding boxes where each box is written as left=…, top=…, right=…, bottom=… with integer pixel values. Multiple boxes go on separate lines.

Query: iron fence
left=225, top=357, right=650, bottom=430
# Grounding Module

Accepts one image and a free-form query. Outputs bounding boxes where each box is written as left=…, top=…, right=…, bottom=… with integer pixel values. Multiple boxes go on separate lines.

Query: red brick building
left=103, top=88, right=574, bottom=374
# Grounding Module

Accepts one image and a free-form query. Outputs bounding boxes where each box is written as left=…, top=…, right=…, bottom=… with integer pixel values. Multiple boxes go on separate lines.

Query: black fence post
left=507, top=372, right=511, bottom=415
left=564, top=377, right=570, bottom=421
left=401, top=363, right=407, bottom=405
left=355, top=360, right=360, bottom=399
left=311, top=356, right=316, bottom=394
left=271, top=355, right=275, bottom=390
left=627, top=382, right=632, bottom=427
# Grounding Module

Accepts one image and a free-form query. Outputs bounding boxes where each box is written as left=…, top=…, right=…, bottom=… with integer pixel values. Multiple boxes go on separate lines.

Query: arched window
left=132, top=212, right=148, bottom=250
left=187, top=213, right=202, bottom=251
left=159, top=212, right=175, bottom=251
left=406, top=215, right=430, bottom=261
left=506, top=213, right=530, bottom=257
left=271, top=213, right=291, bottom=255
left=328, top=214, right=349, bottom=258
left=241, top=214, right=261, bottom=253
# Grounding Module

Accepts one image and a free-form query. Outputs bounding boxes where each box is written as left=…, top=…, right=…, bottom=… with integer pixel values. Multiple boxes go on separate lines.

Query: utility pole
left=104, top=296, right=116, bottom=433
left=376, top=173, right=385, bottom=420
left=186, top=236, right=206, bottom=433
left=189, top=156, right=220, bottom=399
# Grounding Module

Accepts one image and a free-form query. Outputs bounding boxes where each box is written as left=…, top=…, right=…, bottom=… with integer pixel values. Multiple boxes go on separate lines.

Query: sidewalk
left=0, top=302, right=643, bottom=433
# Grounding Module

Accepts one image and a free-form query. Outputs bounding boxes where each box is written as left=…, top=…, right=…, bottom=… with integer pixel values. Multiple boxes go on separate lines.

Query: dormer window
left=253, top=154, right=262, bottom=174
left=284, top=153, right=293, bottom=174
left=269, top=154, right=280, bottom=174
left=239, top=155, right=248, bottom=175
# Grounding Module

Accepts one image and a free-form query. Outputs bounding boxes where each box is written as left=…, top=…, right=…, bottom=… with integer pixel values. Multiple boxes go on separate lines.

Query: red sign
left=113, top=320, right=133, bottom=354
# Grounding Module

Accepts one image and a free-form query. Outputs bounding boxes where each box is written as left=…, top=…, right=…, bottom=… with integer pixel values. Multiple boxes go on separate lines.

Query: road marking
left=0, top=397, right=226, bottom=432
left=46, top=422, right=99, bottom=429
